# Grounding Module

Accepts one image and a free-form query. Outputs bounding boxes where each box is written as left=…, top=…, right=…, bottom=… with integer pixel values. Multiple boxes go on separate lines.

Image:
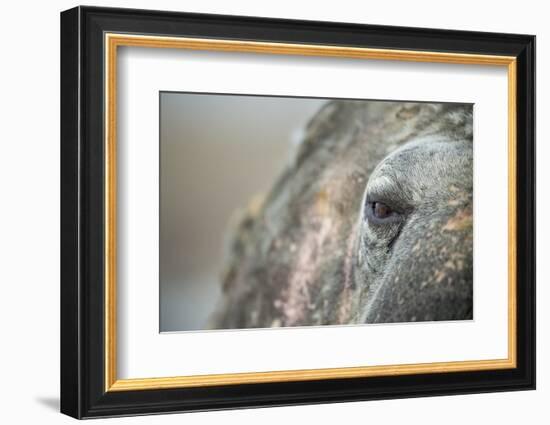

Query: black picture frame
left=60, top=5, right=535, bottom=419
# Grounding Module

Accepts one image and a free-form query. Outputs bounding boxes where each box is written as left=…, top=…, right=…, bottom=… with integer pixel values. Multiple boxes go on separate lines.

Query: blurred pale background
left=160, top=92, right=326, bottom=332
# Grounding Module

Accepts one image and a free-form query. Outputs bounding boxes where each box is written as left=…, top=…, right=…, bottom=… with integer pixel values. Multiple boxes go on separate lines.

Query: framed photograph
left=60, top=6, right=535, bottom=419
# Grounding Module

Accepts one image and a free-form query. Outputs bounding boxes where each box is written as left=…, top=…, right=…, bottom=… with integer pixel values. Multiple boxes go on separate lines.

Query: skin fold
left=209, top=100, right=473, bottom=329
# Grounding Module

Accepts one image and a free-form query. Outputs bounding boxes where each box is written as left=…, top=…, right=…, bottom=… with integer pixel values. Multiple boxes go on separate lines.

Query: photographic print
left=160, top=93, right=473, bottom=332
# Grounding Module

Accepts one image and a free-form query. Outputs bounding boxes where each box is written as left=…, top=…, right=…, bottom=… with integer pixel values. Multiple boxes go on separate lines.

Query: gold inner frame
left=104, top=33, right=518, bottom=392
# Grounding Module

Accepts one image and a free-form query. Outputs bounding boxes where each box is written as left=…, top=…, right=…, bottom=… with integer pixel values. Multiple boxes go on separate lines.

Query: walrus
left=209, top=100, right=473, bottom=329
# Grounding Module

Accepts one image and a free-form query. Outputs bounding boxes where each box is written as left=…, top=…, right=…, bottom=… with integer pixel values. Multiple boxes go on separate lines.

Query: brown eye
left=373, top=202, right=393, bottom=219
left=365, top=200, right=401, bottom=225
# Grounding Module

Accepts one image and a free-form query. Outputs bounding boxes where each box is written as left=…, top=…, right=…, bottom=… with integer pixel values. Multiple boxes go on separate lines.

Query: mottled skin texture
left=209, top=101, right=473, bottom=328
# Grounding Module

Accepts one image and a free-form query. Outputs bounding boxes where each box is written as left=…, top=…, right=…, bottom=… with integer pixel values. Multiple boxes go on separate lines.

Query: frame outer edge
left=60, top=6, right=83, bottom=420
left=522, top=36, right=536, bottom=389
left=531, top=36, right=536, bottom=390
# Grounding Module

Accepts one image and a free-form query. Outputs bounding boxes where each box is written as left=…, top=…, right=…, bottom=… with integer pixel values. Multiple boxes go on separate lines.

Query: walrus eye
left=365, top=200, right=402, bottom=225
left=373, top=202, right=393, bottom=219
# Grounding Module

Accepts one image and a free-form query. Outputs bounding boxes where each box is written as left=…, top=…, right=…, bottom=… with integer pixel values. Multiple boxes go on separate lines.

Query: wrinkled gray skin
left=209, top=101, right=473, bottom=328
